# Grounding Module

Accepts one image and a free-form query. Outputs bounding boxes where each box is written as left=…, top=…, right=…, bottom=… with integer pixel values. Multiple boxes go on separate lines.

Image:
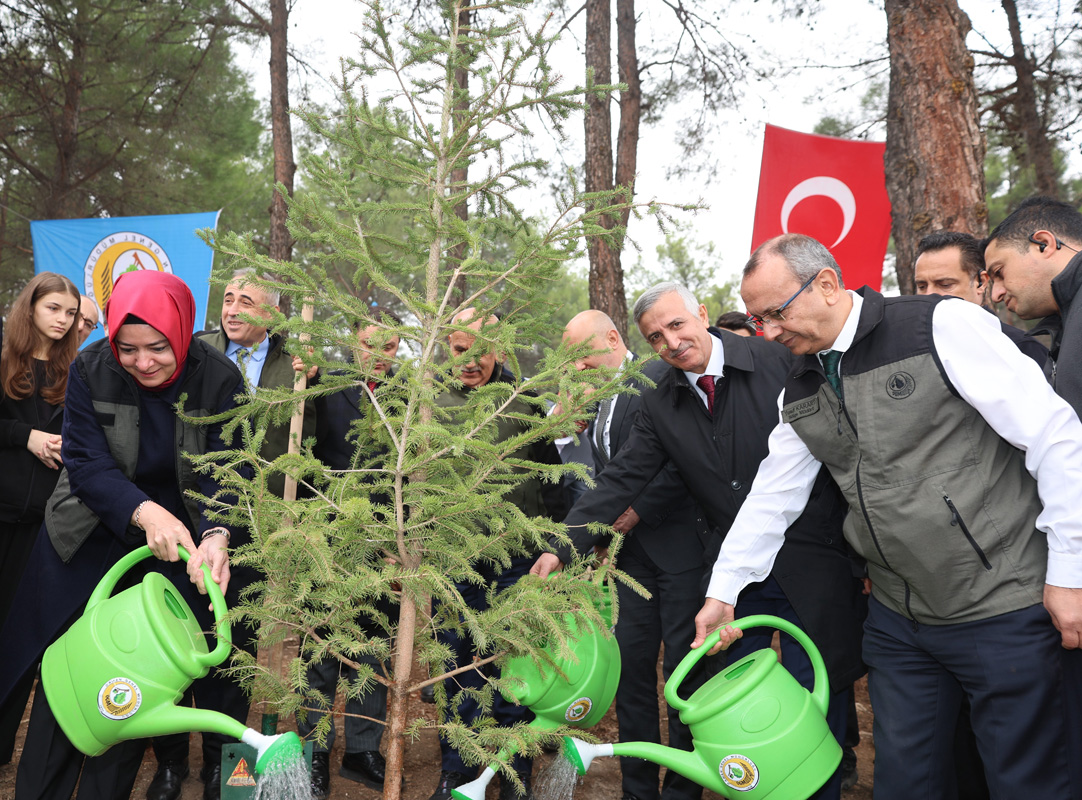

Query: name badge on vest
left=782, top=395, right=820, bottom=424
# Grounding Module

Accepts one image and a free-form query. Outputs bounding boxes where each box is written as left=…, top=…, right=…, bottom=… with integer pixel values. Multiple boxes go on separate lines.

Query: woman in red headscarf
left=0, top=270, right=248, bottom=800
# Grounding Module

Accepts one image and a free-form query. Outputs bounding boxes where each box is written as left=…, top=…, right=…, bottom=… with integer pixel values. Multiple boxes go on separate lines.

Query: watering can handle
left=86, top=545, right=232, bottom=667
left=664, top=614, right=830, bottom=718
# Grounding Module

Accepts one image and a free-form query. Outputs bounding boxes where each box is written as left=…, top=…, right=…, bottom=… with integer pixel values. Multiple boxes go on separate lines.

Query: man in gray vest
left=696, top=233, right=1082, bottom=800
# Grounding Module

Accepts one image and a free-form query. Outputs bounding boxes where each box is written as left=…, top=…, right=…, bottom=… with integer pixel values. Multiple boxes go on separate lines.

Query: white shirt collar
left=821, top=290, right=863, bottom=355
left=682, top=329, right=726, bottom=387
left=226, top=334, right=268, bottom=361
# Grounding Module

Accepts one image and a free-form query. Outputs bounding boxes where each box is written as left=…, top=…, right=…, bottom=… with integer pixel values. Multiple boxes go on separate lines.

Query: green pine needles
left=193, top=1, right=691, bottom=795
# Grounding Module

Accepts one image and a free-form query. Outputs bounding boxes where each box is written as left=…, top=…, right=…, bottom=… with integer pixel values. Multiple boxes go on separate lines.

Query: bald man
left=562, top=310, right=704, bottom=800
left=431, top=309, right=568, bottom=800
left=77, top=295, right=100, bottom=346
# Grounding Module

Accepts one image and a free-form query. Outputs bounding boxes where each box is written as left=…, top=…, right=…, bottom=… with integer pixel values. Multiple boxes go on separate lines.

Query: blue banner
left=30, top=211, right=221, bottom=346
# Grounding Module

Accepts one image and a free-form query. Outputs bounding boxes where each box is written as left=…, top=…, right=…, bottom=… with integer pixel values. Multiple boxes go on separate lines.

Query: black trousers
left=15, top=690, right=144, bottom=800
left=613, top=535, right=710, bottom=800
left=0, top=520, right=43, bottom=764
left=151, top=563, right=260, bottom=769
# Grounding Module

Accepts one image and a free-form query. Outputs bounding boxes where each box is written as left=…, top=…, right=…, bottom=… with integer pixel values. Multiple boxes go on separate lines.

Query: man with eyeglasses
left=696, top=232, right=1082, bottom=800
left=76, top=295, right=99, bottom=346
left=532, top=281, right=865, bottom=800
left=984, top=195, right=1082, bottom=797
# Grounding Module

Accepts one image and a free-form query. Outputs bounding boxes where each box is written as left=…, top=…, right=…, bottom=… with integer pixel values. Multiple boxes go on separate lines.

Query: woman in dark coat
left=0, top=273, right=81, bottom=764
left=0, top=272, right=81, bottom=622
left=0, top=270, right=246, bottom=800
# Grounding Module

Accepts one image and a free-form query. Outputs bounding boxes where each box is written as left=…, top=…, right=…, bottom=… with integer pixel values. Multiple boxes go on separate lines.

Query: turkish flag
left=751, top=124, right=891, bottom=291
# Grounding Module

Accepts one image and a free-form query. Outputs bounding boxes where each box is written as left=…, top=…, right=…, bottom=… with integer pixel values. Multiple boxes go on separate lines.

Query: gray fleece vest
left=780, top=290, right=1046, bottom=624
left=45, top=342, right=230, bottom=563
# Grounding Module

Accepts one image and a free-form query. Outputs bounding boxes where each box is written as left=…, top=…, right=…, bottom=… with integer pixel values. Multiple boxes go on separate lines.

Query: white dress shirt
left=683, top=332, right=727, bottom=412
left=706, top=291, right=1082, bottom=604
left=594, top=352, right=635, bottom=457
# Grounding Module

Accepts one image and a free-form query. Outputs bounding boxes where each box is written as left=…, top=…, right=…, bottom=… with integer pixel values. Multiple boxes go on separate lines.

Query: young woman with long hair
left=0, top=272, right=80, bottom=765
left=0, top=272, right=80, bottom=618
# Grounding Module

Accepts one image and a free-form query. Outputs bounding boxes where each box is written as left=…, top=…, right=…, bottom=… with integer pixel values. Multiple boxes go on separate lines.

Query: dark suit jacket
left=312, top=369, right=385, bottom=471
left=589, top=358, right=701, bottom=574
left=557, top=329, right=865, bottom=691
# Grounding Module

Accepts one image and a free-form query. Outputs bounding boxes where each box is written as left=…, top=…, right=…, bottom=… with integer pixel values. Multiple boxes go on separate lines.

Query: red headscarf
left=106, top=270, right=196, bottom=391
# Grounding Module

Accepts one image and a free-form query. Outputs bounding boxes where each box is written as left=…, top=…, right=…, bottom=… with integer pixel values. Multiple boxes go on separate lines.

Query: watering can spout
left=563, top=737, right=711, bottom=789
left=241, top=729, right=304, bottom=774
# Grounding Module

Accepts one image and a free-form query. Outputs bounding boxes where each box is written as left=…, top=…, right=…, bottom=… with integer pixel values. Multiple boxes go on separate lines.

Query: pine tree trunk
left=584, top=0, right=630, bottom=342
left=449, top=4, right=471, bottom=308
left=47, top=3, right=88, bottom=220
left=884, top=0, right=985, bottom=294
left=382, top=593, right=416, bottom=800
left=268, top=0, right=296, bottom=304
left=1002, top=0, right=1058, bottom=197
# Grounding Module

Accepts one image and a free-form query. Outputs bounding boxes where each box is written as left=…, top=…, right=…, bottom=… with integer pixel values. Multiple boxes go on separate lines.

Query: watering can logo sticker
left=565, top=697, right=593, bottom=723
left=97, top=677, right=142, bottom=720
left=718, top=754, right=759, bottom=792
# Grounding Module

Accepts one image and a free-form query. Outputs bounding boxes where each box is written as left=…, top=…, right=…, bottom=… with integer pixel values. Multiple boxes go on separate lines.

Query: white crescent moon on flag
left=780, top=176, right=857, bottom=249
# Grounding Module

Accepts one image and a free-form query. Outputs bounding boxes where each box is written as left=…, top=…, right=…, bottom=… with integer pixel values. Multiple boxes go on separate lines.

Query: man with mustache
left=299, top=313, right=403, bottom=799
left=430, top=308, right=569, bottom=800
left=532, top=283, right=864, bottom=800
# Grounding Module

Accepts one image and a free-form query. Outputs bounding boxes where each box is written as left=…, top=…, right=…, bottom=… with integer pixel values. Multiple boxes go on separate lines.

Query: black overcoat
left=557, top=329, right=865, bottom=691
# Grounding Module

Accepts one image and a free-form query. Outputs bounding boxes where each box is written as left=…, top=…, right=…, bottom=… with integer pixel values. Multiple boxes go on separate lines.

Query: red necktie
left=367, top=380, right=377, bottom=393
left=696, top=374, right=715, bottom=415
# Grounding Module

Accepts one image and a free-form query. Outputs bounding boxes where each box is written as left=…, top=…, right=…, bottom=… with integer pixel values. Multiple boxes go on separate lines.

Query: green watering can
left=41, top=545, right=301, bottom=775
left=450, top=583, right=622, bottom=800
left=564, top=615, right=840, bottom=800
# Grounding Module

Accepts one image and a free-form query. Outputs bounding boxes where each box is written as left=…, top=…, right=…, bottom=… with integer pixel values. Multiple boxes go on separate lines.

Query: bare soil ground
left=0, top=670, right=874, bottom=800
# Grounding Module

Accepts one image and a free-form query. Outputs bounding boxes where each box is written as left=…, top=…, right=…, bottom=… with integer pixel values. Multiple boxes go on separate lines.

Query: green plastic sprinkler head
left=562, top=737, right=613, bottom=776
left=241, top=729, right=304, bottom=774
left=451, top=766, right=497, bottom=800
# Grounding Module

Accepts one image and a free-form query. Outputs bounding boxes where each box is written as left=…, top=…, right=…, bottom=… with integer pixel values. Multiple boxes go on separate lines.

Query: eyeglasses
left=747, top=273, right=818, bottom=331
left=81, top=318, right=99, bottom=333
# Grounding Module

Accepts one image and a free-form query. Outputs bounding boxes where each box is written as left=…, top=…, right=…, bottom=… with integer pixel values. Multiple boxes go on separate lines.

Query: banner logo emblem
left=83, top=232, right=173, bottom=311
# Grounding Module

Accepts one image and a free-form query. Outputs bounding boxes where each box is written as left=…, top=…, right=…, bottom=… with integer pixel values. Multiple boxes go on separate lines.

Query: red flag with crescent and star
left=751, top=124, right=891, bottom=291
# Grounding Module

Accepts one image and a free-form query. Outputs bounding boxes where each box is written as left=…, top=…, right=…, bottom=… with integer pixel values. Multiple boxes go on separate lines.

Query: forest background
left=1, top=2, right=1079, bottom=797
left=3, top=0, right=1079, bottom=358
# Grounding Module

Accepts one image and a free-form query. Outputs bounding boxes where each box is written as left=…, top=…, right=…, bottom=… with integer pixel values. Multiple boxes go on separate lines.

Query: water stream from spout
left=534, top=753, right=582, bottom=800
left=252, top=755, right=310, bottom=800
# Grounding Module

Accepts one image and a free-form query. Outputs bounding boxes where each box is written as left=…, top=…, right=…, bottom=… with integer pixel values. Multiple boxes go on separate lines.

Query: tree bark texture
left=584, top=0, right=630, bottom=343
left=46, top=5, right=88, bottom=220
left=268, top=0, right=296, bottom=272
left=449, top=4, right=471, bottom=308
left=884, top=0, right=986, bottom=294
left=1002, top=0, right=1058, bottom=197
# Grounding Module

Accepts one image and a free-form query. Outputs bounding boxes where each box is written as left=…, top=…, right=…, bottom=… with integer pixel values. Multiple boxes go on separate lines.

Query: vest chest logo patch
left=781, top=395, right=820, bottom=423
left=885, top=371, right=915, bottom=399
